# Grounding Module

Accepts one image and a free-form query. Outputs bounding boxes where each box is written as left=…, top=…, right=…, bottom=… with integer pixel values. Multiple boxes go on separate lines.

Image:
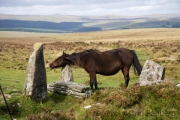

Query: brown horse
left=49, top=48, right=142, bottom=90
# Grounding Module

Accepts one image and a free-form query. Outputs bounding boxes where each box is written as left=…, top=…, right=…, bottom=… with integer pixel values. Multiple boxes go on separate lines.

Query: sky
left=0, top=0, right=180, bottom=16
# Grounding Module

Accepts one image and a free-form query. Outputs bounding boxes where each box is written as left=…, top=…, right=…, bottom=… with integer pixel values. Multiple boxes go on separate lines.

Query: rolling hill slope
left=0, top=14, right=180, bottom=33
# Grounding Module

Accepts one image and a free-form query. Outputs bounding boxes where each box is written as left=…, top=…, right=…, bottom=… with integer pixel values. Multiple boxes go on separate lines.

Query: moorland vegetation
left=0, top=28, right=180, bottom=119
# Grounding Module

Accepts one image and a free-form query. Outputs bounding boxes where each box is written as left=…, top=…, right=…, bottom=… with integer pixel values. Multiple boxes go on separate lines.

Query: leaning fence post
left=0, top=85, right=13, bottom=120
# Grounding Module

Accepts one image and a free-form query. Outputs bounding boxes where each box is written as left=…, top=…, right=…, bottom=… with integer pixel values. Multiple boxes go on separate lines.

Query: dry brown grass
left=1, top=28, right=180, bottom=43
left=0, top=28, right=180, bottom=81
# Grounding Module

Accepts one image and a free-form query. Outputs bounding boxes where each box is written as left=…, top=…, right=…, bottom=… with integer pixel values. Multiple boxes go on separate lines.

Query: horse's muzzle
left=49, top=64, right=54, bottom=69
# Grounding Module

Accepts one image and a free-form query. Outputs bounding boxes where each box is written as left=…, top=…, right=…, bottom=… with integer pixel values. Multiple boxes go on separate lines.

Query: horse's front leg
left=89, top=72, right=98, bottom=90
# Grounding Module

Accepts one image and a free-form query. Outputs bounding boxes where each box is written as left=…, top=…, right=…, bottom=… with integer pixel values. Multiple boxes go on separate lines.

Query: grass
left=0, top=28, right=180, bottom=119
left=82, top=84, right=180, bottom=120
left=1, top=84, right=180, bottom=120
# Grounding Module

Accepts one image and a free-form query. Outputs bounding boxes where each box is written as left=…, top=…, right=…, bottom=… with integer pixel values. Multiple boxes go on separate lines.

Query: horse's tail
left=131, top=50, right=142, bottom=75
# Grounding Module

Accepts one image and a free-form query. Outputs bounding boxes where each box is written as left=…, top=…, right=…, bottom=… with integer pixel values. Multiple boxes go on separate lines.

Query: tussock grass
left=1, top=83, right=180, bottom=120
left=81, top=83, right=180, bottom=120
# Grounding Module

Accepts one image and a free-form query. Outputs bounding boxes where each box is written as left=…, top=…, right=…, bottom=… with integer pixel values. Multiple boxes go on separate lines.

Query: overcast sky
left=0, top=0, right=180, bottom=16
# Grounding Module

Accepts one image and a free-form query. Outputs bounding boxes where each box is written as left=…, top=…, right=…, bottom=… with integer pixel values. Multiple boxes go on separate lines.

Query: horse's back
left=117, top=48, right=134, bottom=64
left=81, top=48, right=133, bottom=75
left=82, top=48, right=133, bottom=65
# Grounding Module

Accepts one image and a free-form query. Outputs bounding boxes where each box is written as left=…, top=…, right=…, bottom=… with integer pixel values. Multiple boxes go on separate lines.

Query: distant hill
left=0, top=14, right=180, bottom=33
left=0, top=20, right=101, bottom=33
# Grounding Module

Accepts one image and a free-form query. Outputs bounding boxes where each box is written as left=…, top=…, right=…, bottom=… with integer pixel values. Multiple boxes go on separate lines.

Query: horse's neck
left=72, top=53, right=81, bottom=66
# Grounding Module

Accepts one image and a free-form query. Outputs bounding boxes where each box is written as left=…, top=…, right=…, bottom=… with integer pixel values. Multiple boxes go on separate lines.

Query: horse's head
left=49, top=51, right=72, bottom=69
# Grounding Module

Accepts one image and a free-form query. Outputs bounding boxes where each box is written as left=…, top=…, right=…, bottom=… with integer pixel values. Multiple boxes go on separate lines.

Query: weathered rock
left=48, top=65, right=91, bottom=97
left=84, top=103, right=101, bottom=109
left=24, top=43, right=47, bottom=101
left=176, top=83, right=180, bottom=87
left=48, top=81, right=87, bottom=92
left=47, top=81, right=90, bottom=97
left=140, top=60, right=165, bottom=86
left=60, top=65, right=74, bottom=82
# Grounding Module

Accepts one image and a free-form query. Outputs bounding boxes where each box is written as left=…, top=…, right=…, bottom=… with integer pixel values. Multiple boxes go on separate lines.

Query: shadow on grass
left=0, top=99, right=20, bottom=120
left=47, top=93, right=67, bottom=104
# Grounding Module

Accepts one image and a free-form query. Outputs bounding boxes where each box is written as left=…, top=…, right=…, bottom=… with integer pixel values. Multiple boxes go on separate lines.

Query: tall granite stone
left=60, top=65, right=74, bottom=82
left=24, top=43, right=47, bottom=101
left=140, top=60, right=165, bottom=86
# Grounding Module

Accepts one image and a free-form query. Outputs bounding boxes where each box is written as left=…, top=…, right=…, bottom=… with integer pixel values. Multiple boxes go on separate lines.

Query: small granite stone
left=140, top=60, right=165, bottom=86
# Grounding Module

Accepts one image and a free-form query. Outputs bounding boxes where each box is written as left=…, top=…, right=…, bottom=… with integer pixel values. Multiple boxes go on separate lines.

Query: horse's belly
left=97, top=66, right=121, bottom=76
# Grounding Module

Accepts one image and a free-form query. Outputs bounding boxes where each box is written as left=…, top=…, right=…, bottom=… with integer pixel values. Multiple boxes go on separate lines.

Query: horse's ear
left=62, top=51, right=67, bottom=57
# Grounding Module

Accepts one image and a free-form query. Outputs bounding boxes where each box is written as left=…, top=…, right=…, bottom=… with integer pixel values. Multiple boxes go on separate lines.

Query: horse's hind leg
left=94, top=79, right=98, bottom=90
left=89, top=72, right=98, bottom=90
left=89, top=79, right=94, bottom=90
left=122, top=67, right=130, bottom=87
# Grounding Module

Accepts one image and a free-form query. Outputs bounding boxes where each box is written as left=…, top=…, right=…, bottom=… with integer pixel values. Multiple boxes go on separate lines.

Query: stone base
left=47, top=81, right=91, bottom=98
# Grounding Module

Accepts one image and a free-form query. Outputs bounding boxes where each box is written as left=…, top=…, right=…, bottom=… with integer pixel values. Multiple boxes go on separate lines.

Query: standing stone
left=24, top=43, right=47, bottom=101
left=140, top=60, right=165, bottom=86
left=60, top=65, right=74, bottom=82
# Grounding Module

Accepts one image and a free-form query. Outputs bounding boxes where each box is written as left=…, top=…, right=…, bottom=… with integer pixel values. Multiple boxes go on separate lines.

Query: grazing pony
left=50, top=48, right=142, bottom=90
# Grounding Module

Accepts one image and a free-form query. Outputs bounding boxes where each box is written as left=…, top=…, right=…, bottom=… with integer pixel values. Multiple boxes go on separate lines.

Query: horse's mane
left=71, top=49, right=99, bottom=56
left=81, top=49, right=99, bottom=54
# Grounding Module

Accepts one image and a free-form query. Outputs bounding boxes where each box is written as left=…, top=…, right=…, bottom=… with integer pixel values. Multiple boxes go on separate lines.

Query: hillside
left=0, top=14, right=180, bottom=33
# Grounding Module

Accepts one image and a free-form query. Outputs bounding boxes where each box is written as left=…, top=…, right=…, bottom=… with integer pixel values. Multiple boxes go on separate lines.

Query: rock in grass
left=24, top=43, right=47, bottom=101
left=48, top=62, right=90, bottom=97
left=48, top=81, right=88, bottom=93
left=176, top=83, right=180, bottom=87
left=47, top=81, right=90, bottom=97
left=140, top=60, right=165, bottom=86
left=60, top=65, right=74, bottom=82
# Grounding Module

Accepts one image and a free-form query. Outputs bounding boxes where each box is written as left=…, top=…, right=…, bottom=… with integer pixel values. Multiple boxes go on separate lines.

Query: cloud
left=0, top=0, right=123, bottom=7
left=0, top=0, right=179, bottom=16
